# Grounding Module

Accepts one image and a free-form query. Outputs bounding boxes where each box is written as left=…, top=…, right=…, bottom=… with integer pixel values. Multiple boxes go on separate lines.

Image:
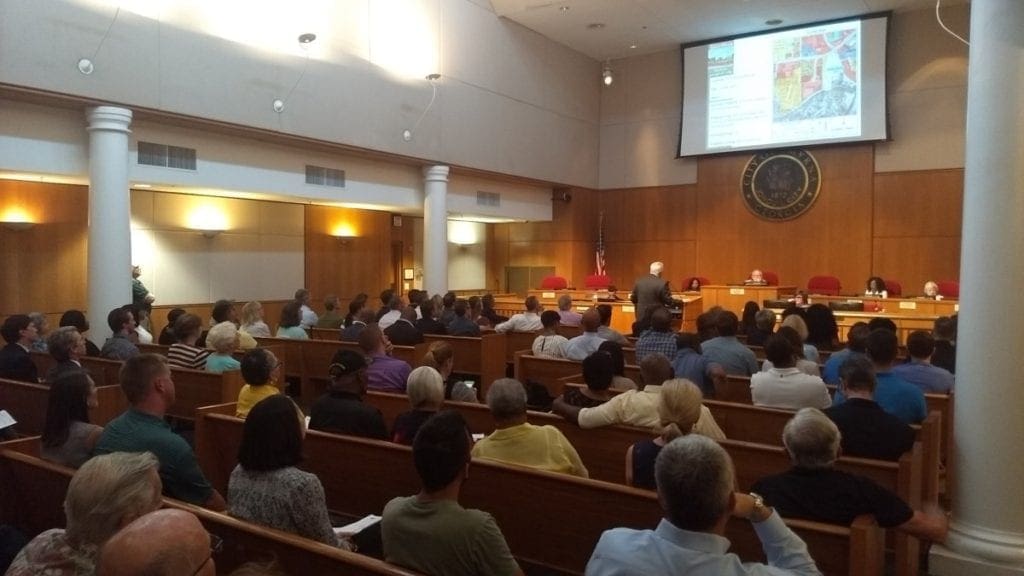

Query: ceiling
left=489, top=0, right=969, bottom=60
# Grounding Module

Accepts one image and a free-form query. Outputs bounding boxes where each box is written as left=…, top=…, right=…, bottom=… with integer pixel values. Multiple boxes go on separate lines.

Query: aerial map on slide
left=772, top=28, right=859, bottom=122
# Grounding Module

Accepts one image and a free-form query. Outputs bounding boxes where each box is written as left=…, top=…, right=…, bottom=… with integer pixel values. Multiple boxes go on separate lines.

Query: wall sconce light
left=1, top=221, right=35, bottom=231
left=331, top=222, right=358, bottom=245
left=334, top=235, right=355, bottom=246
left=199, top=229, right=222, bottom=239
left=1, top=208, right=36, bottom=231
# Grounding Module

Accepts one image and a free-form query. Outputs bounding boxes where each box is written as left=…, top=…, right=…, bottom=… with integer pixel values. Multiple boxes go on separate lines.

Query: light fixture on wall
left=402, top=73, right=442, bottom=142
left=77, top=6, right=121, bottom=75
left=198, top=229, right=222, bottom=239
left=1, top=207, right=36, bottom=230
left=273, top=33, right=317, bottom=113
left=330, top=222, right=358, bottom=245
left=1, top=221, right=35, bottom=231
left=602, top=61, right=614, bottom=86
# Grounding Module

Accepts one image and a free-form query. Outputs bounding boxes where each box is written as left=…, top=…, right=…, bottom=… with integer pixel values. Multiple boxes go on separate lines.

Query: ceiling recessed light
left=298, top=33, right=317, bottom=44
left=558, top=5, right=569, bottom=12
left=587, top=23, right=606, bottom=30
left=765, top=19, right=783, bottom=26
left=629, top=43, right=637, bottom=49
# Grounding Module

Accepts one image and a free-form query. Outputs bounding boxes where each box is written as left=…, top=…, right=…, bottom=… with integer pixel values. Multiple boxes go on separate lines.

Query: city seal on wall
left=740, top=149, right=821, bottom=221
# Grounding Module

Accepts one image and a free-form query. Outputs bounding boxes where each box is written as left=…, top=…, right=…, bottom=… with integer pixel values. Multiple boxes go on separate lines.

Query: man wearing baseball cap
left=308, top=349, right=387, bottom=440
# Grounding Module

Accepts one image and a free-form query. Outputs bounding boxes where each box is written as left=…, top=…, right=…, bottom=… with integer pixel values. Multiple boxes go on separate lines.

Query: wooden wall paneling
left=872, top=237, right=962, bottom=297
left=304, top=205, right=393, bottom=304
left=0, top=181, right=88, bottom=316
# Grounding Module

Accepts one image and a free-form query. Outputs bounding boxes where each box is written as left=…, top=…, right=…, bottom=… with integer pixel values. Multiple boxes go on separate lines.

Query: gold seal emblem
left=741, top=149, right=821, bottom=221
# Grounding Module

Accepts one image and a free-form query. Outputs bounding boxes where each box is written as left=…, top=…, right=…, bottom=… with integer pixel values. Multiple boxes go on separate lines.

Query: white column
left=931, top=1, right=1024, bottom=574
left=85, top=106, right=133, bottom=341
left=422, top=165, right=449, bottom=296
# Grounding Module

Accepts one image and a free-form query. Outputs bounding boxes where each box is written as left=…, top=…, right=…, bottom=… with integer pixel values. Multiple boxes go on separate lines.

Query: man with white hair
left=752, top=408, right=948, bottom=543
left=630, top=261, right=675, bottom=324
left=586, top=435, right=821, bottom=575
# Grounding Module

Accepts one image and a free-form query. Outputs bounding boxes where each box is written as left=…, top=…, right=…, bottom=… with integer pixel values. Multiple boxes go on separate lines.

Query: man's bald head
left=97, top=509, right=214, bottom=576
left=581, top=309, right=601, bottom=332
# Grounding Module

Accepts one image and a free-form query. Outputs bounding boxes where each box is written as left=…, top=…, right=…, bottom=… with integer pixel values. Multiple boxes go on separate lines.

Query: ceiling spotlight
left=273, top=99, right=285, bottom=113
left=765, top=19, right=784, bottom=26
left=77, top=58, right=94, bottom=75
left=298, top=33, right=317, bottom=44
left=602, top=64, right=614, bottom=86
left=587, top=23, right=606, bottom=30
left=426, top=73, right=441, bottom=81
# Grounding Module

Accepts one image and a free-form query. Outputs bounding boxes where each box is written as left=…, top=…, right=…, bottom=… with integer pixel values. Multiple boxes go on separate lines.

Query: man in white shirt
left=751, top=334, right=831, bottom=411
left=295, top=288, right=319, bottom=329
left=563, top=309, right=606, bottom=361
left=495, top=296, right=544, bottom=333
left=378, top=295, right=403, bottom=330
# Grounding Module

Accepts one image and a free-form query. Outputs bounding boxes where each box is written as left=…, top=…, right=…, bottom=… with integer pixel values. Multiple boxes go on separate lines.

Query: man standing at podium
left=631, top=261, right=675, bottom=322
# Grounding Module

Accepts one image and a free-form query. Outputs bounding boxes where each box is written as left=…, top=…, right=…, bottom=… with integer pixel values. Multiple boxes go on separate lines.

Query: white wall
left=0, top=0, right=601, bottom=187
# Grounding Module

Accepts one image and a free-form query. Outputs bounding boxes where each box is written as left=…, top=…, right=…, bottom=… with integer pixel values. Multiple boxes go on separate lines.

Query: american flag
left=595, top=211, right=606, bottom=276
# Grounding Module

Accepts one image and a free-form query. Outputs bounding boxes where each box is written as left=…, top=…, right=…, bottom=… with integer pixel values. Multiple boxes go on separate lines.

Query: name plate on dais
left=542, top=292, right=556, bottom=299
left=898, top=301, right=918, bottom=310
left=622, top=305, right=635, bottom=313
left=729, top=288, right=746, bottom=295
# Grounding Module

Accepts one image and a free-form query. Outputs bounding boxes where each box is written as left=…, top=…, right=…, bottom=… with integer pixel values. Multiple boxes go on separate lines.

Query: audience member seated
left=805, top=304, right=839, bottom=352
left=761, top=326, right=820, bottom=377
left=700, top=311, right=758, bottom=377
left=415, top=298, right=447, bottom=335
left=294, top=288, right=319, bottom=329
left=752, top=408, right=948, bottom=544
left=671, top=333, right=726, bottom=398
left=239, top=301, right=271, bottom=338
left=557, top=294, right=583, bottom=326
left=438, top=291, right=457, bottom=326
left=744, top=268, right=768, bottom=286
left=555, top=354, right=725, bottom=439
left=126, top=305, right=153, bottom=345
left=275, top=301, right=309, bottom=340
left=864, top=276, right=888, bottom=298
left=40, top=372, right=102, bottom=468
left=7, top=452, right=163, bottom=576
left=45, top=326, right=87, bottom=382
left=696, top=307, right=722, bottom=342
left=821, top=322, right=869, bottom=385
left=93, top=354, right=227, bottom=511
left=384, top=306, right=425, bottom=345
left=468, top=295, right=489, bottom=329
left=626, top=379, right=705, bottom=490
left=27, top=312, right=50, bottom=352
left=447, top=299, right=481, bottom=337
left=359, top=325, right=412, bottom=393
left=481, top=293, right=508, bottom=326
left=166, top=313, right=212, bottom=370
left=95, top=508, right=215, bottom=576
left=636, top=306, right=679, bottom=363
left=0, top=314, right=40, bottom=383
left=59, top=309, right=102, bottom=356
left=893, top=330, right=954, bottom=393
left=203, top=299, right=257, bottom=350
left=235, top=348, right=283, bottom=419
left=99, top=307, right=140, bottom=361
left=532, top=310, right=569, bottom=359
left=229, top=394, right=346, bottom=548
left=421, top=341, right=478, bottom=403
left=340, top=307, right=376, bottom=342
left=473, top=378, right=589, bottom=477
left=344, top=293, right=369, bottom=328
left=315, top=294, right=344, bottom=329
left=157, top=307, right=186, bottom=345
left=751, top=334, right=831, bottom=411
left=596, top=304, right=629, bottom=345
left=922, top=281, right=943, bottom=300
left=495, top=295, right=543, bottom=333
left=599, top=340, right=637, bottom=391
left=564, top=308, right=606, bottom=361
left=392, top=366, right=446, bottom=445
left=588, top=435, right=820, bottom=576
left=308, top=349, right=387, bottom=439
left=685, top=277, right=702, bottom=292
left=833, top=329, right=926, bottom=424
left=746, top=309, right=776, bottom=347
left=824, top=357, right=915, bottom=461
left=379, top=295, right=405, bottom=331
left=738, top=301, right=759, bottom=337
left=780, top=314, right=819, bottom=363
left=205, top=321, right=241, bottom=373
left=382, top=410, right=523, bottom=576
left=930, top=316, right=957, bottom=374
left=556, top=351, right=615, bottom=409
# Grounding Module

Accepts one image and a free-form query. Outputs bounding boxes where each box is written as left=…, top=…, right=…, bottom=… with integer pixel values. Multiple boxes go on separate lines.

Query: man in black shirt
left=824, top=356, right=915, bottom=461
left=930, top=316, right=957, bottom=374
left=308, top=349, right=387, bottom=440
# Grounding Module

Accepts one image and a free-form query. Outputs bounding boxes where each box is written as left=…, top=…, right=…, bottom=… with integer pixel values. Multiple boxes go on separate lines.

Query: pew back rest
left=0, top=379, right=126, bottom=436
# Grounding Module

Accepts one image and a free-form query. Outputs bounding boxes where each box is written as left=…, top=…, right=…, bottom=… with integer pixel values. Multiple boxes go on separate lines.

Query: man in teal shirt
left=93, top=354, right=226, bottom=510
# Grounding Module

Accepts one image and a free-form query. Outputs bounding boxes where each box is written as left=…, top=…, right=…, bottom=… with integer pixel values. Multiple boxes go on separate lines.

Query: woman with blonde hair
left=239, top=301, right=271, bottom=338
left=391, top=366, right=445, bottom=445
left=781, top=313, right=819, bottom=362
left=625, top=379, right=704, bottom=489
left=421, top=341, right=477, bottom=403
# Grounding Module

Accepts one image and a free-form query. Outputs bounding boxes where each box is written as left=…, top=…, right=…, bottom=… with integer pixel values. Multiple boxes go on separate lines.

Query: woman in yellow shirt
left=236, top=348, right=284, bottom=418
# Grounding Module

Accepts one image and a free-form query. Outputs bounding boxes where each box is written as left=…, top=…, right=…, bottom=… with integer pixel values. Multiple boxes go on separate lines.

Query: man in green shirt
left=93, top=354, right=226, bottom=511
left=382, top=410, right=523, bottom=576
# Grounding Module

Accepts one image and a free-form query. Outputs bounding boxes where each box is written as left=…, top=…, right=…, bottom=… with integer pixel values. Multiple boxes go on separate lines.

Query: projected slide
left=705, top=20, right=862, bottom=150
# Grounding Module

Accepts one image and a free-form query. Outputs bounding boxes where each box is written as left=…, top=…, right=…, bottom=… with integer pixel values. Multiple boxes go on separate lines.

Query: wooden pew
left=0, top=378, right=126, bottom=435
left=0, top=444, right=420, bottom=576
left=167, top=367, right=245, bottom=420
left=514, top=352, right=642, bottom=397
left=194, top=407, right=884, bottom=576
left=422, top=333, right=506, bottom=398
left=504, top=331, right=539, bottom=364
left=310, top=327, right=340, bottom=340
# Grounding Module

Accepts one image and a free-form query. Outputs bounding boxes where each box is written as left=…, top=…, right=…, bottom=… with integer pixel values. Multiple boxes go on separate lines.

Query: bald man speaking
left=631, top=261, right=675, bottom=322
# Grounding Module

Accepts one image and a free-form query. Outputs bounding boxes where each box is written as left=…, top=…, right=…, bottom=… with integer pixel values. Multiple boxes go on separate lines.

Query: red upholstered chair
left=761, top=271, right=780, bottom=286
left=937, top=280, right=960, bottom=299
left=584, top=274, right=612, bottom=289
left=807, top=275, right=842, bottom=296
left=885, top=280, right=902, bottom=297
left=539, top=276, right=568, bottom=290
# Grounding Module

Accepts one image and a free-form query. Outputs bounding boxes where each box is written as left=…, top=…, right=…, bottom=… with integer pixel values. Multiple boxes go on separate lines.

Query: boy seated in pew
left=752, top=409, right=948, bottom=544
left=382, top=410, right=524, bottom=576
